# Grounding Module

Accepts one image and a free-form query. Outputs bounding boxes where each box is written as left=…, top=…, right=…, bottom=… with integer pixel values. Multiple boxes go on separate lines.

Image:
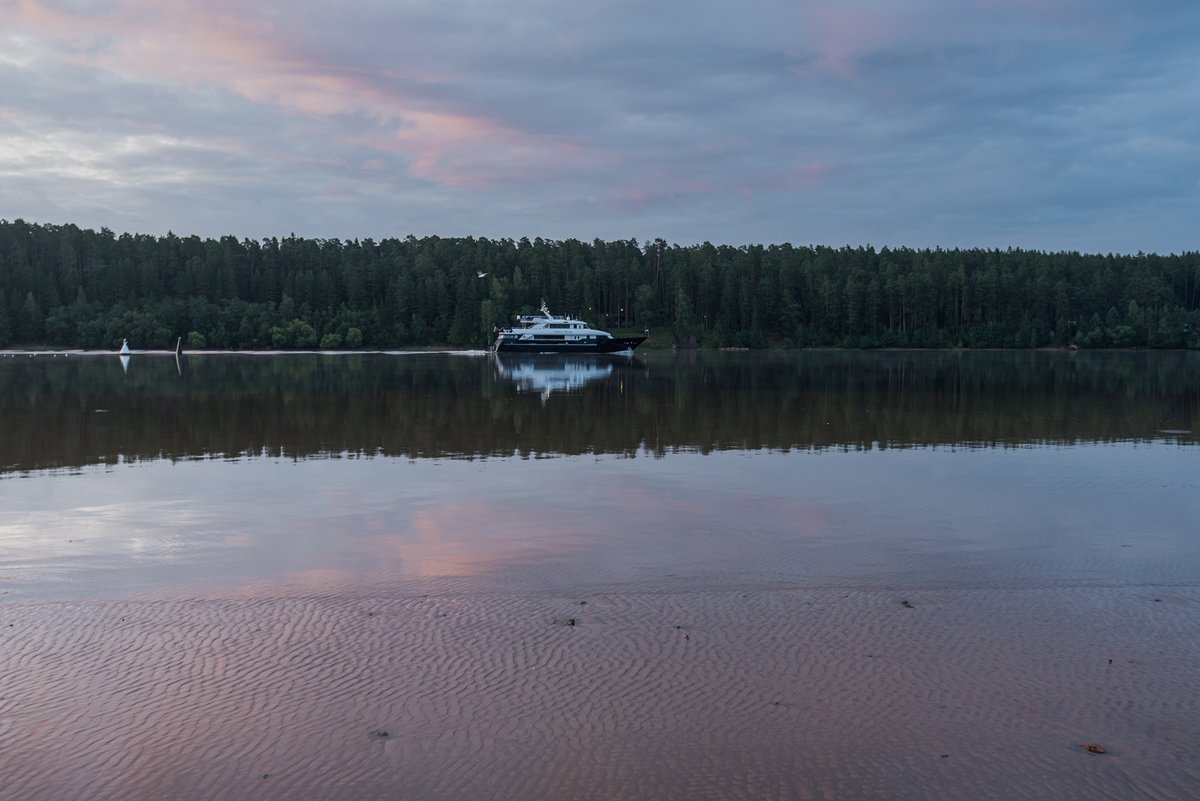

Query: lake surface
left=2, top=350, right=1198, bottom=800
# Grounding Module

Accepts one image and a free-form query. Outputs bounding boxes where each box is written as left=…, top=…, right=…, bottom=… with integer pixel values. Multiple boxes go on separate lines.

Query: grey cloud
left=1, top=0, right=1196, bottom=251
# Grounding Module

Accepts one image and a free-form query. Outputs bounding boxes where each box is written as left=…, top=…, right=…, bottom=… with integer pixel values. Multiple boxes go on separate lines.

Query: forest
left=1, top=218, right=1198, bottom=350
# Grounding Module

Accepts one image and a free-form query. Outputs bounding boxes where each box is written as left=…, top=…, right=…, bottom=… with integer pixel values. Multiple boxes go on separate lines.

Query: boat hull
left=494, top=336, right=645, bottom=354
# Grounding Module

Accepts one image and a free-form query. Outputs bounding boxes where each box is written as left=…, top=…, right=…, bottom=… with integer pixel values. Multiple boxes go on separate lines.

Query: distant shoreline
left=1, top=345, right=1193, bottom=356
left=4, top=221, right=1198, bottom=355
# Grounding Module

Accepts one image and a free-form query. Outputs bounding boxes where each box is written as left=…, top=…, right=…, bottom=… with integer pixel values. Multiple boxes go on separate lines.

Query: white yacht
left=492, top=303, right=645, bottom=354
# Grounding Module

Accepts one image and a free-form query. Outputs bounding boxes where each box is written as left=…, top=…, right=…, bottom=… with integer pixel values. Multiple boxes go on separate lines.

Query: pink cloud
left=763, top=1, right=911, bottom=80
left=5, top=0, right=576, bottom=188
left=738, top=160, right=835, bottom=199
left=346, top=111, right=586, bottom=188
left=807, top=4, right=896, bottom=79
left=785, top=0, right=1103, bottom=80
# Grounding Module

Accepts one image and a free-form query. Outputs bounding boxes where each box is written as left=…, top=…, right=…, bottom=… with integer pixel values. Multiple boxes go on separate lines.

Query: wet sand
left=3, top=582, right=1197, bottom=801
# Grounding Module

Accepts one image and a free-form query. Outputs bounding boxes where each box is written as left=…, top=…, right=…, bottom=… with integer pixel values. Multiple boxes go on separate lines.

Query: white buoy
left=119, top=338, right=131, bottom=356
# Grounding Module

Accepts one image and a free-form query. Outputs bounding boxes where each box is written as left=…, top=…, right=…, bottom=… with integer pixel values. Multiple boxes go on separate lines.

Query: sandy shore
left=2, top=583, right=1196, bottom=801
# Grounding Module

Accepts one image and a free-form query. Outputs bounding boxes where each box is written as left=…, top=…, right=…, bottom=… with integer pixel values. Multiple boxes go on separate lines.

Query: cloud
left=0, top=0, right=1197, bottom=251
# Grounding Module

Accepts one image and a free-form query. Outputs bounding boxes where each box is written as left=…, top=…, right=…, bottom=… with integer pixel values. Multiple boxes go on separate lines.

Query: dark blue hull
left=494, top=336, right=645, bottom=354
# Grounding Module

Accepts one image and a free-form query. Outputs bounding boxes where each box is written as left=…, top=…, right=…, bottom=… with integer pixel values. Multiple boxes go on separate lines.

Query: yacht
left=492, top=303, right=645, bottom=353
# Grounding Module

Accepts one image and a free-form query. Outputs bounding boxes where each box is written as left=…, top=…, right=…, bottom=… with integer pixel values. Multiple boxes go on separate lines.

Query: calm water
left=1, top=349, right=1197, bottom=601
left=4, top=351, right=1200, bottom=801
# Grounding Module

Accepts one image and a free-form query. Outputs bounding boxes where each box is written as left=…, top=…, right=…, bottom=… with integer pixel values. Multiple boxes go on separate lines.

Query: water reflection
left=494, top=353, right=633, bottom=401
left=0, top=350, right=1196, bottom=475
left=4, top=443, right=1198, bottom=602
left=3, top=350, right=1197, bottom=801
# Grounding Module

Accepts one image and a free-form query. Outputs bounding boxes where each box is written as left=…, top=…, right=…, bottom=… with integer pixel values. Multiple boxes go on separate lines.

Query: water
left=1, top=351, right=1198, bottom=801
left=2, top=350, right=1196, bottom=600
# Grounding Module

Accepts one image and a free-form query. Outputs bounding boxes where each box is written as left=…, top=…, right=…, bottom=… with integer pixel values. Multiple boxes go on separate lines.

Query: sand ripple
left=2, top=586, right=1197, bottom=800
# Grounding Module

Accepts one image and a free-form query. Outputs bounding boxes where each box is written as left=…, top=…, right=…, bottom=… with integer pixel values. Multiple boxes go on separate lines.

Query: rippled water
left=1, top=350, right=1198, bottom=800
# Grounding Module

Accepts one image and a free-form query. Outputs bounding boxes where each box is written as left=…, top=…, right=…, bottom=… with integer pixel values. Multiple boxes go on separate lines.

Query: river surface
left=2, top=349, right=1197, bottom=601
left=1, top=350, right=1198, bottom=801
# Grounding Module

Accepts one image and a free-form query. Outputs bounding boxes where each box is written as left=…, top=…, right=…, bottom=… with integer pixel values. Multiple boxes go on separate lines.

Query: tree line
left=1, top=218, right=1198, bottom=350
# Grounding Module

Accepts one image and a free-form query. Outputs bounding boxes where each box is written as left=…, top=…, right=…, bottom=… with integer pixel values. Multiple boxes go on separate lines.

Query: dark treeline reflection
left=1, top=351, right=1197, bottom=473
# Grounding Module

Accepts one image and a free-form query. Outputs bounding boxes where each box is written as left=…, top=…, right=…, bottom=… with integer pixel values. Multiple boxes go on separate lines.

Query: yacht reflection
left=494, top=353, right=636, bottom=401
left=1, top=351, right=1196, bottom=476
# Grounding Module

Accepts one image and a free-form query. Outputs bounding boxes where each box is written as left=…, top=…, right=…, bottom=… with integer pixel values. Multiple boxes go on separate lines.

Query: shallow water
left=1, top=351, right=1198, bottom=800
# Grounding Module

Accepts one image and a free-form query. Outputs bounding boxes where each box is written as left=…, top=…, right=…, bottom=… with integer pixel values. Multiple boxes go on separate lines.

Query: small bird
left=476, top=270, right=489, bottom=279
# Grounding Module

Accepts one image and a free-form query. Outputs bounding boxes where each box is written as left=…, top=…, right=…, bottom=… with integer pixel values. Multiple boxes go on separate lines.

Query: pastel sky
left=1, top=0, right=1197, bottom=252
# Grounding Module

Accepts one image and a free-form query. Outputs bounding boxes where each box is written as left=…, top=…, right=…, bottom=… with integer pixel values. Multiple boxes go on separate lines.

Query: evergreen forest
left=1, top=219, right=1198, bottom=350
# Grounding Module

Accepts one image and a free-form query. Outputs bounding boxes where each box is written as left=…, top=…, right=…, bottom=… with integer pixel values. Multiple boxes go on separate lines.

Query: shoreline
left=3, top=345, right=1196, bottom=356
left=3, top=582, right=1196, bottom=801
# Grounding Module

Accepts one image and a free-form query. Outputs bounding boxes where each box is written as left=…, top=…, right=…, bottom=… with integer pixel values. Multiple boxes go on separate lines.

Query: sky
left=1, top=0, right=1197, bottom=253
